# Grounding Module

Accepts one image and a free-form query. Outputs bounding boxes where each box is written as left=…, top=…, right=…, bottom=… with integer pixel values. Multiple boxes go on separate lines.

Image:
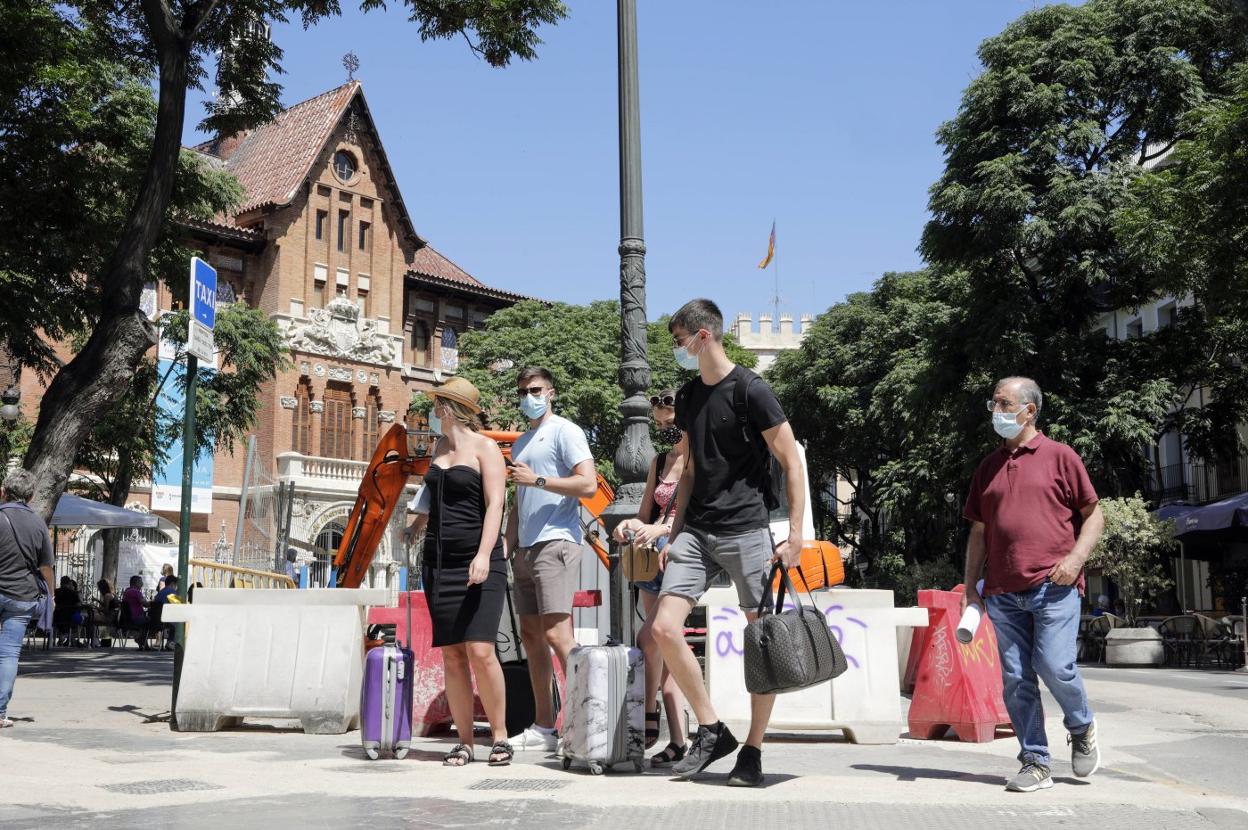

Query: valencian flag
left=758, top=221, right=776, bottom=269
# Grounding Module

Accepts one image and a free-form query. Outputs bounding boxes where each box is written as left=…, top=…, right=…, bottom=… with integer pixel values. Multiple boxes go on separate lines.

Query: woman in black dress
left=408, top=377, right=511, bottom=767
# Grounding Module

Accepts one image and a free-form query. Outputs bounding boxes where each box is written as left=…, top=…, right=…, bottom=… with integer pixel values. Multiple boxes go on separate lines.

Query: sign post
left=173, top=256, right=216, bottom=729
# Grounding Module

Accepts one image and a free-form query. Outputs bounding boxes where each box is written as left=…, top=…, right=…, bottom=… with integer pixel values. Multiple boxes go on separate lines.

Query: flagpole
left=772, top=221, right=780, bottom=323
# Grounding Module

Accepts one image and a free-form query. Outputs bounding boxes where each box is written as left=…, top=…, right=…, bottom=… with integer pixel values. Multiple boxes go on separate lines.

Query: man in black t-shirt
left=650, top=298, right=806, bottom=787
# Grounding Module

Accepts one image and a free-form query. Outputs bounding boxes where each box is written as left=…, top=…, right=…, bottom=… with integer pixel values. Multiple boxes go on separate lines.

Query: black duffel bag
left=744, top=563, right=848, bottom=694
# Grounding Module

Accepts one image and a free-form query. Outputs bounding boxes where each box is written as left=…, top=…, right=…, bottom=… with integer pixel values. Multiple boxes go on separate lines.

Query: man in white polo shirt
left=505, top=366, right=598, bottom=751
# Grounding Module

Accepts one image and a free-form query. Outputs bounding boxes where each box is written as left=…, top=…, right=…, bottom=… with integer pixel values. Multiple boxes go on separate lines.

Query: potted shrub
left=1086, top=495, right=1176, bottom=667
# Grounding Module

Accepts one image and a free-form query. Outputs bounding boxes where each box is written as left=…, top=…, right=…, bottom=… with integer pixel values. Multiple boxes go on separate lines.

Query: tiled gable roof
left=198, top=82, right=360, bottom=215
left=192, top=82, right=532, bottom=302
left=411, top=246, right=484, bottom=287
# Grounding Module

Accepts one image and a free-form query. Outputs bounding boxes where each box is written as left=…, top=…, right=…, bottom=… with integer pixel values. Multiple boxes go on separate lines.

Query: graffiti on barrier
left=710, top=603, right=868, bottom=670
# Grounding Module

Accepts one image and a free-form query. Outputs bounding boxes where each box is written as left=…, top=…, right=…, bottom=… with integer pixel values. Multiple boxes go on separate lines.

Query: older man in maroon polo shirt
left=961, top=377, right=1105, bottom=793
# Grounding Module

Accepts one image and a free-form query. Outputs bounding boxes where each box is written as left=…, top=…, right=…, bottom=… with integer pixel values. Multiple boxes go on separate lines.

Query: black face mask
left=658, top=426, right=683, bottom=445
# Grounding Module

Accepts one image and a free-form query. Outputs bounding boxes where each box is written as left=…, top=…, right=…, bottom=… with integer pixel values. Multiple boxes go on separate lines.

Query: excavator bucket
left=335, top=426, right=615, bottom=588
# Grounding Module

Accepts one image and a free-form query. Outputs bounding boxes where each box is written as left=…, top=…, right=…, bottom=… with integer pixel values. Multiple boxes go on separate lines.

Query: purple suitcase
left=361, top=641, right=414, bottom=759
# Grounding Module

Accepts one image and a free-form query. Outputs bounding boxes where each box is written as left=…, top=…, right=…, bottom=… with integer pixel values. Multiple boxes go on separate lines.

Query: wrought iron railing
left=1145, top=455, right=1248, bottom=506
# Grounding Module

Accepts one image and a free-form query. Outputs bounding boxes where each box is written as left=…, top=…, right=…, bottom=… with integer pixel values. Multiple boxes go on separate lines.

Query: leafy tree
left=444, top=300, right=754, bottom=480
left=769, top=271, right=968, bottom=588
left=74, top=306, right=288, bottom=585
left=4, top=0, right=566, bottom=521
left=1087, top=496, right=1177, bottom=624
left=0, top=419, right=33, bottom=476
left=1115, top=64, right=1248, bottom=462
left=921, top=0, right=1248, bottom=495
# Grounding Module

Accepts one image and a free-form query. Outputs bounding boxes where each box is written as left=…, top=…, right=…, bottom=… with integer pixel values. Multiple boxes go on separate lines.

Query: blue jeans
left=986, top=580, right=1094, bottom=766
left=0, top=592, right=38, bottom=718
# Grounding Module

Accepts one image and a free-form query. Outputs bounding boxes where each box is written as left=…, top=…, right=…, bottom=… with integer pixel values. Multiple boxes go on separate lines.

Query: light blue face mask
left=428, top=408, right=443, bottom=435
left=520, top=393, right=548, bottom=420
left=673, top=334, right=702, bottom=371
left=992, top=409, right=1026, bottom=439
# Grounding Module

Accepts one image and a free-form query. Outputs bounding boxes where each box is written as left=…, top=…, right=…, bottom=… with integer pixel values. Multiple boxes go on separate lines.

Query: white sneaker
left=509, top=724, right=558, bottom=752
left=0, top=717, right=13, bottom=728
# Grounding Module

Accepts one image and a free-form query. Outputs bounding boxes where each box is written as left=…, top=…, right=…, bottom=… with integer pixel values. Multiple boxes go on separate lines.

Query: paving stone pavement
left=1, top=650, right=1245, bottom=830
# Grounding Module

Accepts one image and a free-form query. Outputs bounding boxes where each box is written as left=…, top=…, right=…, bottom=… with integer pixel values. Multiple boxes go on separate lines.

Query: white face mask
left=992, top=408, right=1028, bottom=439
left=673, top=333, right=703, bottom=370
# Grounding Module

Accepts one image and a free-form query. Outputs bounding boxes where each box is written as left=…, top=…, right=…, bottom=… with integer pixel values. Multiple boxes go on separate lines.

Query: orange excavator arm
left=334, top=425, right=614, bottom=588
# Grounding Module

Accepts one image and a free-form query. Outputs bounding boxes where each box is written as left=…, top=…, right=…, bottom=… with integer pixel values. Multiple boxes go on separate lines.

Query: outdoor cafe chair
left=1158, top=615, right=1203, bottom=667
left=23, top=615, right=49, bottom=651
left=1219, top=616, right=1246, bottom=668
left=1084, top=614, right=1124, bottom=663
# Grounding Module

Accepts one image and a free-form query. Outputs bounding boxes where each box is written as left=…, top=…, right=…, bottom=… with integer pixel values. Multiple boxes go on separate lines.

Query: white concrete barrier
left=164, top=589, right=389, bottom=733
left=1105, top=627, right=1165, bottom=667
left=701, top=587, right=928, bottom=744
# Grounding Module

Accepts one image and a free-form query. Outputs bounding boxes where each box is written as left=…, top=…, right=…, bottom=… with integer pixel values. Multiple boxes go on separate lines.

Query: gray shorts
left=512, top=538, right=583, bottom=617
left=660, top=525, right=773, bottom=611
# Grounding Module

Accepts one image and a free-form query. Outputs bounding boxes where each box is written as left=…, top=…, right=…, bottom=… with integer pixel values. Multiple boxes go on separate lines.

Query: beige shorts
left=512, top=538, right=583, bottom=617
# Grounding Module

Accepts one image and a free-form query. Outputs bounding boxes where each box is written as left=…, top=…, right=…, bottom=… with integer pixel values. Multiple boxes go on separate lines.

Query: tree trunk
left=101, top=457, right=136, bottom=589
left=22, top=43, right=192, bottom=523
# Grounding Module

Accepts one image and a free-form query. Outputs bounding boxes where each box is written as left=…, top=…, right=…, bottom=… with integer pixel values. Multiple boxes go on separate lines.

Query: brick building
left=19, top=81, right=527, bottom=588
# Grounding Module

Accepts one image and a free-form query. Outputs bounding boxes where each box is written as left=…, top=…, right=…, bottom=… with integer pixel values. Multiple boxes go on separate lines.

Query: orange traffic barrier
left=770, top=540, right=844, bottom=593
left=907, top=585, right=1013, bottom=743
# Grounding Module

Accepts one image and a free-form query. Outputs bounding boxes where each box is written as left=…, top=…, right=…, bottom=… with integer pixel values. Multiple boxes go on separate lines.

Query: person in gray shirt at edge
left=0, top=469, right=56, bottom=728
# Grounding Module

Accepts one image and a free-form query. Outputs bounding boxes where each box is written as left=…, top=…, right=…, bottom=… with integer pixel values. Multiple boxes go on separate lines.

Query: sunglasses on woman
left=649, top=394, right=676, bottom=407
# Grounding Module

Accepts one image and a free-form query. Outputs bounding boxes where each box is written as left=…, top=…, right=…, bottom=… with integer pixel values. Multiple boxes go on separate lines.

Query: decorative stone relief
left=285, top=295, right=397, bottom=366
left=313, top=364, right=326, bottom=377
left=351, top=407, right=366, bottom=419
left=280, top=397, right=298, bottom=410
left=369, top=373, right=379, bottom=385
left=357, top=370, right=368, bottom=384
left=299, top=360, right=311, bottom=374
left=328, top=366, right=352, bottom=382
left=309, top=401, right=325, bottom=414
left=378, top=411, right=396, bottom=423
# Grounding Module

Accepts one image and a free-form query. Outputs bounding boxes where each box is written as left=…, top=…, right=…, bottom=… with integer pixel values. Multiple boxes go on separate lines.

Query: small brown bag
left=623, top=461, right=676, bottom=584
left=622, top=543, right=660, bottom=583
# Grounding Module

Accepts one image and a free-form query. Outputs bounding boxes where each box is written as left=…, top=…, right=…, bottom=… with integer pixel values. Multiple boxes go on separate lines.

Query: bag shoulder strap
left=731, top=366, right=757, bottom=431
left=732, top=367, right=768, bottom=453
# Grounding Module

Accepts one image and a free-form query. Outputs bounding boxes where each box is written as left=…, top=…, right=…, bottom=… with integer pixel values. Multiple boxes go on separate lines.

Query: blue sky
left=186, top=1, right=1046, bottom=326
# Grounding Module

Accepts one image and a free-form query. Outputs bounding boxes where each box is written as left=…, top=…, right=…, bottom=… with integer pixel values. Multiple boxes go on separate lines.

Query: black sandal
left=443, top=744, right=474, bottom=766
left=644, top=705, right=661, bottom=749
left=650, top=741, right=687, bottom=767
left=488, top=741, right=514, bottom=767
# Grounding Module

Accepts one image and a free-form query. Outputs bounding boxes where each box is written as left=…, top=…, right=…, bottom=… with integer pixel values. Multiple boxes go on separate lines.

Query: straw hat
left=428, top=376, right=482, bottom=414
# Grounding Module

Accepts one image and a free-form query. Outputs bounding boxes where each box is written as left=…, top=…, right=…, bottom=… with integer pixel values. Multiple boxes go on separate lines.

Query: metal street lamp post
left=600, top=0, right=655, bottom=644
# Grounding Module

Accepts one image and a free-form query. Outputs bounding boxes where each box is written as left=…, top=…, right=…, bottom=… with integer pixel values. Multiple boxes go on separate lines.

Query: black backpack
left=677, top=367, right=782, bottom=512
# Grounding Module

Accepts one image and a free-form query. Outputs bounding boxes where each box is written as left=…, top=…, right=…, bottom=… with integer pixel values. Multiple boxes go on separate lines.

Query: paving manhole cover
left=99, top=779, right=224, bottom=795
left=468, top=778, right=568, bottom=791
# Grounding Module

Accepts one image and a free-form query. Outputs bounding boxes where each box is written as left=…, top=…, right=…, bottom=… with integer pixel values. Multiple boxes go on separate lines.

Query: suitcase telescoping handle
left=404, top=505, right=414, bottom=650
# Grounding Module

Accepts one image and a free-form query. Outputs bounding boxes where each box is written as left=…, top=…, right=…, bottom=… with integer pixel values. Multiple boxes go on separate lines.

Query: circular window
left=333, top=150, right=357, bottom=181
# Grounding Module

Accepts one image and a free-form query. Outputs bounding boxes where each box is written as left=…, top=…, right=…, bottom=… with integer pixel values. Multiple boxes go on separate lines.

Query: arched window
left=411, top=321, right=430, bottom=367
left=293, top=378, right=313, bottom=455
left=361, top=388, right=382, bottom=460
left=320, top=382, right=355, bottom=459
left=312, top=522, right=346, bottom=587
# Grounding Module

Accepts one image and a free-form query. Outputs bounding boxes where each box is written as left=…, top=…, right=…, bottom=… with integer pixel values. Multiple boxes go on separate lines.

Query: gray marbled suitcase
left=559, top=644, right=644, bottom=774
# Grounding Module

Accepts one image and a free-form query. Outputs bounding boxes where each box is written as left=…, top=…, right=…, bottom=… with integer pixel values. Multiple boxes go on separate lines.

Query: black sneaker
left=671, top=722, right=739, bottom=778
left=726, top=744, right=764, bottom=787
left=1005, top=761, right=1053, bottom=792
